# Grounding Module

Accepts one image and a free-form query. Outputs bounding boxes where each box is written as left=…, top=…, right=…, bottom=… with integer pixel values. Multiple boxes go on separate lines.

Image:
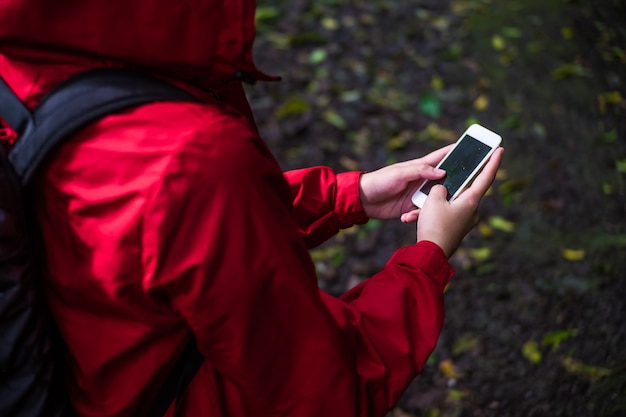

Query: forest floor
left=246, top=0, right=626, bottom=416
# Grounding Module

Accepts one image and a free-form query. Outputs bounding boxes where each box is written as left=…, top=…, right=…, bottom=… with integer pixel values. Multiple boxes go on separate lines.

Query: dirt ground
left=246, top=0, right=626, bottom=416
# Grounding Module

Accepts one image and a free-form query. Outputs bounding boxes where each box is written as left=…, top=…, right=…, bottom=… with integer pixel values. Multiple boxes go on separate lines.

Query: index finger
left=456, top=147, right=504, bottom=202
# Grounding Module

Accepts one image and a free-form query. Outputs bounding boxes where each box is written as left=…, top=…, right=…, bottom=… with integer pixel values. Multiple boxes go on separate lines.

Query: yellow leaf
left=431, top=75, right=444, bottom=91
left=477, top=222, right=493, bottom=237
left=439, top=359, right=460, bottom=379
left=522, top=341, right=542, bottom=364
left=488, top=216, right=516, bottom=233
left=491, top=35, right=506, bottom=51
left=604, top=91, right=623, bottom=103
left=322, top=17, right=339, bottom=30
left=474, top=94, right=489, bottom=111
left=560, top=357, right=612, bottom=381
left=562, top=248, right=585, bottom=261
left=275, top=95, right=311, bottom=119
left=469, top=247, right=492, bottom=262
left=417, top=123, right=456, bottom=142
left=561, top=27, right=574, bottom=39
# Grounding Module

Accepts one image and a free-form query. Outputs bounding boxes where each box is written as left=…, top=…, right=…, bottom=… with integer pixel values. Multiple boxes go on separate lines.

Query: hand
left=359, top=145, right=453, bottom=220
left=416, top=147, right=504, bottom=258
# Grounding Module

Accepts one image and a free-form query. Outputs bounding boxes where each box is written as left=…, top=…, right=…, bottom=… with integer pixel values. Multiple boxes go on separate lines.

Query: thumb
left=420, top=166, right=447, bottom=180
left=427, top=184, right=449, bottom=202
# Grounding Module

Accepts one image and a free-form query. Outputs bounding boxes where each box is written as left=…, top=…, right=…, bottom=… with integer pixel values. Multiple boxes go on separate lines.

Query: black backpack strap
left=0, top=68, right=205, bottom=416
left=0, top=77, right=34, bottom=139
left=8, top=68, right=202, bottom=185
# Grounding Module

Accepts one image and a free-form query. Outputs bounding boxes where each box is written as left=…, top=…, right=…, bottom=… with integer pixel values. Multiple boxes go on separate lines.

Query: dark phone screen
left=420, top=134, right=491, bottom=199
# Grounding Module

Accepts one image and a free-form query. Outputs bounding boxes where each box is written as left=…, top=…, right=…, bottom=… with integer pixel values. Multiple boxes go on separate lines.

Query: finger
left=418, top=165, right=446, bottom=180
left=457, top=147, right=503, bottom=202
left=401, top=209, right=420, bottom=223
left=392, top=162, right=446, bottom=184
left=426, top=184, right=449, bottom=203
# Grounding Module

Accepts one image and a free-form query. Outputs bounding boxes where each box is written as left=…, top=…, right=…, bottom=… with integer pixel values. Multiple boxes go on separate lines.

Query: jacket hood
left=0, top=0, right=272, bottom=87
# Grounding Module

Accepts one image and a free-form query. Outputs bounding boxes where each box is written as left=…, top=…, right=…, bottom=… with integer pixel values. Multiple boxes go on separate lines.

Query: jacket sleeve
left=283, top=168, right=368, bottom=248
left=142, top=109, right=454, bottom=417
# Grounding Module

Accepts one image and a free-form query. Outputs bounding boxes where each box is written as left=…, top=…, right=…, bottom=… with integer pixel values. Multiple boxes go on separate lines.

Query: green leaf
left=323, top=109, right=347, bottom=130
left=591, top=233, right=626, bottom=248
left=502, top=26, right=522, bottom=38
left=448, top=389, right=466, bottom=401
left=364, top=219, right=383, bottom=231
left=596, top=129, right=617, bottom=144
left=452, top=334, right=479, bottom=356
left=310, top=245, right=346, bottom=267
left=551, top=63, right=590, bottom=80
left=419, top=92, right=442, bottom=118
left=309, top=48, right=328, bottom=64
left=255, top=6, right=281, bottom=24
left=542, top=329, right=578, bottom=351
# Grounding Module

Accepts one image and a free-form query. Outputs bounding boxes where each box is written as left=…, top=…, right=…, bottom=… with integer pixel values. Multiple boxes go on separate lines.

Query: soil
left=247, top=0, right=626, bottom=416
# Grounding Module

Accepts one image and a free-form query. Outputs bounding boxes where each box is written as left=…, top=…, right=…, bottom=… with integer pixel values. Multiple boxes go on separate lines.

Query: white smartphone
left=411, top=124, right=502, bottom=208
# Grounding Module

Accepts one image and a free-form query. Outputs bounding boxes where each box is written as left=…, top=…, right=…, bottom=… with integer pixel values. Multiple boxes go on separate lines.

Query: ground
left=246, top=0, right=626, bottom=416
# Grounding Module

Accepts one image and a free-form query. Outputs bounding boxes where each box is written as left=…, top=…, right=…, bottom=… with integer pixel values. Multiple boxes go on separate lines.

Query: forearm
left=284, top=167, right=368, bottom=248
left=321, top=241, right=454, bottom=411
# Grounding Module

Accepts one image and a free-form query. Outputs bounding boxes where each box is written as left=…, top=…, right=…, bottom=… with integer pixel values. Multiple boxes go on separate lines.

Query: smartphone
left=411, top=124, right=502, bottom=208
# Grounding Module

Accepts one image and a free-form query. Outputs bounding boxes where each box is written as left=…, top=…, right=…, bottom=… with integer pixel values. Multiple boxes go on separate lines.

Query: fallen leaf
left=522, top=340, right=542, bottom=364
left=452, top=334, right=479, bottom=356
left=431, top=75, right=444, bottom=91
left=417, top=123, right=455, bottom=142
left=561, top=248, right=585, bottom=261
left=448, top=389, right=467, bottom=401
left=542, top=329, right=578, bottom=351
left=275, top=95, right=311, bottom=119
left=321, top=17, right=339, bottom=30
left=551, top=63, right=589, bottom=80
left=323, top=109, right=347, bottom=130
left=309, top=48, right=327, bottom=64
left=561, top=26, right=574, bottom=39
left=439, top=359, right=461, bottom=379
left=491, top=35, right=506, bottom=51
left=419, top=92, right=442, bottom=118
left=469, top=247, right=492, bottom=262
left=477, top=222, right=493, bottom=237
left=560, top=357, right=612, bottom=381
left=488, top=216, right=516, bottom=233
left=474, top=94, right=489, bottom=111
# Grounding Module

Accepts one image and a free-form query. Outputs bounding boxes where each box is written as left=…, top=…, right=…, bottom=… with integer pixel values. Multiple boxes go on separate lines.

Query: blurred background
left=245, top=0, right=625, bottom=415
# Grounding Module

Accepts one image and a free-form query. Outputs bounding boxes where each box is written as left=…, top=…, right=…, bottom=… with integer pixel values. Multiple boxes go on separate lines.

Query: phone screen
left=420, top=134, right=491, bottom=199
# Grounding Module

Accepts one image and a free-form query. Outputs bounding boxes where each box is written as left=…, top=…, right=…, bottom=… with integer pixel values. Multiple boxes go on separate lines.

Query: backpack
left=0, top=68, right=204, bottom=417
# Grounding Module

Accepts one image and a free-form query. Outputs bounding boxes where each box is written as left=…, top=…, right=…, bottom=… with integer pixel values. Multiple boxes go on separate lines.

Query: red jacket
left=0, top=1, right=454, bottom=416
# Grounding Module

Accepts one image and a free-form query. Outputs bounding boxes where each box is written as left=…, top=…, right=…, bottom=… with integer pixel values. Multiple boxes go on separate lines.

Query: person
left=0, top=0, right=503, bottom=416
